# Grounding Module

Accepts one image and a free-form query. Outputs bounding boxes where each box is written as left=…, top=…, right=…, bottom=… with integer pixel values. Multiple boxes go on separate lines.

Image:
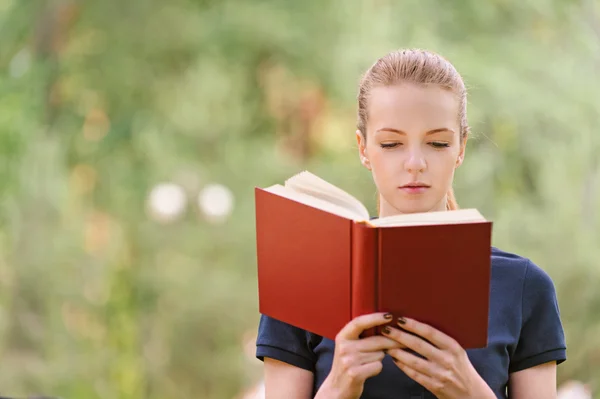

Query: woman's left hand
left=382, top=317, right=495, bottom=399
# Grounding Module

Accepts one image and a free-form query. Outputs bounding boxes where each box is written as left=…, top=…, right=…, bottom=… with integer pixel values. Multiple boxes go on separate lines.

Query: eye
left=380, top=142, right=401, bottom=149
left=429, top=142, right=450, bottom=148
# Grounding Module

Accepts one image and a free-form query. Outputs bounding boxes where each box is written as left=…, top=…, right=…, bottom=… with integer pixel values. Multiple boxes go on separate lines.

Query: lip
left=399, top=182, right=430, bottom=194
left=400, top=182, right=430, bottom=188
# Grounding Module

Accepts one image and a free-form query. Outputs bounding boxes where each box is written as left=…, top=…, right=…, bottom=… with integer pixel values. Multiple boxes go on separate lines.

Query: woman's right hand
left=316, top=312, right=403, bottom=399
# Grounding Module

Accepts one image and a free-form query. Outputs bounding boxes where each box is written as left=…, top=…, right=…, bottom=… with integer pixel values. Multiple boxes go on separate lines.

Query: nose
left=404, top=148, right=427, bottom=173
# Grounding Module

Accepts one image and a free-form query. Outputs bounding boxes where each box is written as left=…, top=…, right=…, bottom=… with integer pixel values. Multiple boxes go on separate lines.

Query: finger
left=356, top=335, right=406, bottom=353
left=337, top=312, right=393, bottom=340
left=382, top=325, right=440, bottom=362
left=387, top=348, right=434, bottom=377
left=357, top=350, right=385, bottom=364
left=396, top=317, right=458, bottom=352
left=356, top=360, right=384, bottom=379
left=392, top=357, right=438, bottom=392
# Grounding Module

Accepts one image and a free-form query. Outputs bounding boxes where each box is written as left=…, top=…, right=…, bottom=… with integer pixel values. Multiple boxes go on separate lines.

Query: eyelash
left=379, top=142, right=450, bottom=149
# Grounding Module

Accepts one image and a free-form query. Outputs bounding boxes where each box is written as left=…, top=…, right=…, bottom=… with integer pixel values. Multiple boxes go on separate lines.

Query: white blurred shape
left=198, top=183, right=234, bottom=223
left=239, top=380, right=264, bottom=399
left=147, top=183, right=187, bottom=222
left=10, top=48, right=31, bottom=78
left=558, top=381, right=592, bottom=399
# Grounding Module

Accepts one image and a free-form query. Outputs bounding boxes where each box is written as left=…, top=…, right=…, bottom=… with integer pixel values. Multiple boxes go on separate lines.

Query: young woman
left=255, top=49, right=566, bottom=399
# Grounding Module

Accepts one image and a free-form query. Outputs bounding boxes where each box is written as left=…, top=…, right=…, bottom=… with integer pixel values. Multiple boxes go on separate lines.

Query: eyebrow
left=376, top=127, right=455, bottom=135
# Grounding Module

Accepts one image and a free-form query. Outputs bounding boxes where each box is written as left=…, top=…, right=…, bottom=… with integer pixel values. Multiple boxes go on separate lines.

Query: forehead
left=366, top=83, right=459, bottom=132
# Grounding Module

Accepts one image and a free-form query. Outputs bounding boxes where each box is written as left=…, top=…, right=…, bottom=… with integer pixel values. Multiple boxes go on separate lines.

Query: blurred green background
left=0, top=0, right=599, bottom=398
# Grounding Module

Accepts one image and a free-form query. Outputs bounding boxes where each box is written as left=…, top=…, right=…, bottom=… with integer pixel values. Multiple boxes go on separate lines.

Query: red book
left=255, top=171, right=492, bottom=349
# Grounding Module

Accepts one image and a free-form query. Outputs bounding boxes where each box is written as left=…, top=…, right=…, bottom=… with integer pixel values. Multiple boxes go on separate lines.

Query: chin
left=391, top=198, right=445, bottom=214
left=394, top=204, right=434, bottom=214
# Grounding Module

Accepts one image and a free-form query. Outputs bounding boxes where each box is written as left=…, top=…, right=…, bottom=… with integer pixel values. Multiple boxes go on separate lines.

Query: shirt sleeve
left=509, top=260, right=567, bottom=373
left=255, top=314, right=318, bottom=372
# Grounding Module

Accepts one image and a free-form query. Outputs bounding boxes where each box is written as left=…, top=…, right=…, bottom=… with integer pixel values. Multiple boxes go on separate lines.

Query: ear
left=356, top=130, right=371, bottom=170
left=456, top=136, right=468, bottom=168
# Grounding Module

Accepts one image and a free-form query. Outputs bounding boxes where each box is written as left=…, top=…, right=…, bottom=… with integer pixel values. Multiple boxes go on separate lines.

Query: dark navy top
left=256, top=247, right=567, bottom=398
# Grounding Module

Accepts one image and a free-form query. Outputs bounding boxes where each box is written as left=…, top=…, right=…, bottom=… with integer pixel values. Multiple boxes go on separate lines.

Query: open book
left=265, top=171, right=486, bottom=226
left=255, top=171, right=492, bottom=348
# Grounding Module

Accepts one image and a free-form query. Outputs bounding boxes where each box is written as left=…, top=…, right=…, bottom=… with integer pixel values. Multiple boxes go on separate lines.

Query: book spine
left=351, top=222, right=379, bottom=338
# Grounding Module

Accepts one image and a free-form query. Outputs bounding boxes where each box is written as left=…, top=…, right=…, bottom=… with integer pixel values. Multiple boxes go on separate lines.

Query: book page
left=369, top=208, right=486, bottom=227
left=284, top=171, right=370, bottom=220
left=263, top=184, right=366, bottom=221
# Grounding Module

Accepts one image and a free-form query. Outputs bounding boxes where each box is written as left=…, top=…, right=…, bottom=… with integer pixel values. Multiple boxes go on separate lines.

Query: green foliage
left=0, top=0, right=598, bottom=397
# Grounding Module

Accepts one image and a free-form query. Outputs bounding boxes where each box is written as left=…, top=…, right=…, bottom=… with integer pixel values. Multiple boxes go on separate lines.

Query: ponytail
left=446, top=187, right=459, bottom=210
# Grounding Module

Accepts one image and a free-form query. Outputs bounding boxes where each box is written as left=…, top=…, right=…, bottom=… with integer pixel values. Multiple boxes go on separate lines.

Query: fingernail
left=383, top=313, right=393, bottom=320
left=382, top=326, right=391, bottom=334
left=397, top=317, right=406, bottom=325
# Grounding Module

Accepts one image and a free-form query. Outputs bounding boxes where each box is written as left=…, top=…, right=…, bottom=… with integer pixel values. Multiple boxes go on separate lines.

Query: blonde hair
left=357, top=49, right=469, bottom=211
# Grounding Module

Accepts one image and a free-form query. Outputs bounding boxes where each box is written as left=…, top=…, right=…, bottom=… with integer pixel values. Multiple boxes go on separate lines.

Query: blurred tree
left=0, top=0, right=598, bottom=398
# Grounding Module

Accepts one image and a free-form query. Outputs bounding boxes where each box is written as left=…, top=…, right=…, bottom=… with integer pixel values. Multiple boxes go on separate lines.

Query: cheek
left=367, top=146, right=460, bottom=179
left=431, top=153, right=459, bottom=178
left=367, top=149, right=399, bottom=174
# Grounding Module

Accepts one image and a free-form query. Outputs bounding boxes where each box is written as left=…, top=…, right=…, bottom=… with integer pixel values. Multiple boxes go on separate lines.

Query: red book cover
left=255, top=188, right=353, bottom=340
left=255, top=187, right=492, bottom=348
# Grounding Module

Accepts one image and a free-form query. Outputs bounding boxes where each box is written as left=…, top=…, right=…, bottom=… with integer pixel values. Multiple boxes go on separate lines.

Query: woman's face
left=357, top=83, right=466, bottom=217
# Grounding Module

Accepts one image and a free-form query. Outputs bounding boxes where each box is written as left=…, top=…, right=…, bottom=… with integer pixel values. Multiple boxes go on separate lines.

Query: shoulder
left=490, top=249, right=567, bottom=372
left=490, top=246, right=530, bottom=269
left=490, top=246, right=556, bottom=290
